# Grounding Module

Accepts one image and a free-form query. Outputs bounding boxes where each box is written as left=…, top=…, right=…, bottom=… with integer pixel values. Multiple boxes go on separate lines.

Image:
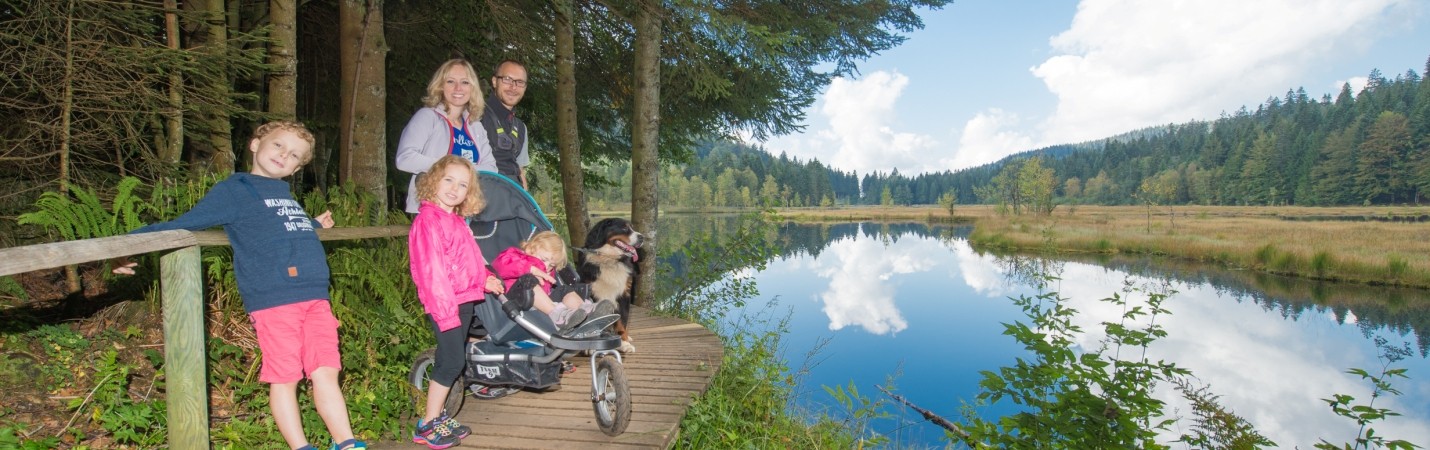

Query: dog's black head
left=584, top=218, right=643, bottom=262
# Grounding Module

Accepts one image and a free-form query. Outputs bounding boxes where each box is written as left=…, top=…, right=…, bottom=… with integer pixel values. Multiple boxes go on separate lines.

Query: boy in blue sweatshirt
left=115, top=121, right=365, bottom=450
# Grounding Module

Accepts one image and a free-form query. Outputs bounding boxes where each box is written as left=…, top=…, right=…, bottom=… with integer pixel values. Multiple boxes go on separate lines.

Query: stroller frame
left=407, top=171, right=632, bottom=436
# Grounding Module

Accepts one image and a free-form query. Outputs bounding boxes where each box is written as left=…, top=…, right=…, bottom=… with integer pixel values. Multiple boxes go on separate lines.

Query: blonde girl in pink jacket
left=407, top=155, right=504, bottom=449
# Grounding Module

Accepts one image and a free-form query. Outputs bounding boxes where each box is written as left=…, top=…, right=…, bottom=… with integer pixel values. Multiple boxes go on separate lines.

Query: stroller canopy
left=471, top=171, right=554, bottom=262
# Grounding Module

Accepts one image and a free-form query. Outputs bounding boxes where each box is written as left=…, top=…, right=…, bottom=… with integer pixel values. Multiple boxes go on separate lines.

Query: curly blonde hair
left=520, top=231, right=569, bottom=268
left=422, top=59, right=485, bottom=117
left=415, top=155, right=485, bottom=216
left=252, top=121, right=317, bottom=164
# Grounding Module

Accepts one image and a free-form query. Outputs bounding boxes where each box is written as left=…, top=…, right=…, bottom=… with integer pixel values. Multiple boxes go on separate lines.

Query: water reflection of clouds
left=812, top=234, right=947, bottom=335
left=950, top=242, right=1017, bottom=297
left=1047, top=262, right=1430, bottom=446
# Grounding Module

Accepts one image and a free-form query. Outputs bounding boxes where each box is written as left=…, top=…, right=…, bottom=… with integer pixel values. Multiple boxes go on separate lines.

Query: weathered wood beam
left=161, top=246, right=207, bottom=448
left=0, top=226, right=410, bottom=277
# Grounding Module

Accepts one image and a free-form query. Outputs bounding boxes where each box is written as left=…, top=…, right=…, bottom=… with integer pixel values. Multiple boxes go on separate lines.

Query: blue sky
left=758, top=0, right=1430, bottom=176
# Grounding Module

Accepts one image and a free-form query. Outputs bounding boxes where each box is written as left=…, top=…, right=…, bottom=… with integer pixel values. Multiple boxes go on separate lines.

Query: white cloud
left=762, top=71, right=940, bottom=175
left=1030, top=0, right=1417, bottom=145
left=950, top=109, right=1036, bottom=169
left=1337, top=76, right=1370, bottom=96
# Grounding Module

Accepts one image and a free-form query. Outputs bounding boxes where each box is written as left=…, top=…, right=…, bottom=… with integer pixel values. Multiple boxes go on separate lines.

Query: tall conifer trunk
left=554, top=0, right=588, bottom=241
left=630, top=0, right=661, bottom=307
left=339, top=0, right=387, bottom=205
left=162, top=0, right=183, bottom=165
left=268, top=0, right=297, bottom=118
left=202, top=0, right=234, bottom=173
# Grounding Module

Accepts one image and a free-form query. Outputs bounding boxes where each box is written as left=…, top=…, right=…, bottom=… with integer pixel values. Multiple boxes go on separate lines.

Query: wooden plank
left=160, top=246, right=208, bottom=449
left=191, top=225, right=411, bottom=246
left=367, top=306, right=723, bottom=449
left=0, top=225, right=410, bottom=277
left=0, top=229, right=197, bottom=276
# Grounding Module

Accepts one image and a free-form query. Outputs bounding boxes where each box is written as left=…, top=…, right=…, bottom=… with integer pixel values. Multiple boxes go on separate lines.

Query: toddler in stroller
left=408, top=170, right=631, bottom=437
left=492, top=230, right=618, bottom=332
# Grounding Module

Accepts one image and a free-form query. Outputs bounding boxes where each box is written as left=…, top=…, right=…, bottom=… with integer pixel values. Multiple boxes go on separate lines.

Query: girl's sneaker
left=413, top=416, right=460, bottom=449
left=435, top=411, right=472, bottom=440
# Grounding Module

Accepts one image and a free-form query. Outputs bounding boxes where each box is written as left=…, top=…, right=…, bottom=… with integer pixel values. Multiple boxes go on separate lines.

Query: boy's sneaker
left=328, top=439, right=367, bottom=450
left=412, top=416, right=460, bottom=449
left=435, top=411, right=471, bottom=440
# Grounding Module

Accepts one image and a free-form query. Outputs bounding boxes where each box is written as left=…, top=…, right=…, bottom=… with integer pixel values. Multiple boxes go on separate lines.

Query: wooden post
left=161, top=246, right=209, bottom=448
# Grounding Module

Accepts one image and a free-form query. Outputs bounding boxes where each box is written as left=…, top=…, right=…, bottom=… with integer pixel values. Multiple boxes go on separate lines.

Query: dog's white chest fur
left=587, top=253, right=632, bottom=302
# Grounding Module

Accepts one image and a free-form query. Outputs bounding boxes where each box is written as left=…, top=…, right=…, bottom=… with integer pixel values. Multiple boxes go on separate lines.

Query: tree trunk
left=268, top=0, right=297, bottom=118
left=203, top=0, right=234, bottom=173
left=554, top=0, right=588, bottom=242
left=338, top=0, right=387, bottom=205
left=629, top=0, right=661, bottom=307
left=61, top=0, right=79, bottom=294
left=162, top=0, right=184, bottom=165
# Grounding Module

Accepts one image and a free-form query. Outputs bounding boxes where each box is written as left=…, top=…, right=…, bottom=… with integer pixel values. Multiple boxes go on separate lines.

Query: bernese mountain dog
left=576, top=218, right=643, bottom=352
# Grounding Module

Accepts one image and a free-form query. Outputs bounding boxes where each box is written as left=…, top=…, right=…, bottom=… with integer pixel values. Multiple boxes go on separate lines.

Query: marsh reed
left=965, top=205, right=1430, bottom=288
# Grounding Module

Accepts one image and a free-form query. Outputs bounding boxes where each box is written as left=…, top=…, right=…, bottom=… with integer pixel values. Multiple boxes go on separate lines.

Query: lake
left=699, top=221, right=1430, bottom=448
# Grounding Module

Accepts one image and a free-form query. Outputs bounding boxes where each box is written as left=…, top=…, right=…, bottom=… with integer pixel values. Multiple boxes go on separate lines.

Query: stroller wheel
left=408, top=347, right=466, bottom=415
left=591, top=356, right=631, bottom=436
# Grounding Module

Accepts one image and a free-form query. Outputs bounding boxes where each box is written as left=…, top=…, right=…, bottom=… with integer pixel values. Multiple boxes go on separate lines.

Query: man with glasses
left=482, top=59, right=531, bottom=189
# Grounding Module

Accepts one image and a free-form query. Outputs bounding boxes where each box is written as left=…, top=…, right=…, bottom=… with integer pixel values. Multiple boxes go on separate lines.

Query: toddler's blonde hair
left=520, top=231, right=568, bottom=268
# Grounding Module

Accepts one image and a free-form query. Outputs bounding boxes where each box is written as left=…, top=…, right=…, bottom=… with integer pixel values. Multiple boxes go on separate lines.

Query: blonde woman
left=396, top=59, right=498, bottom=214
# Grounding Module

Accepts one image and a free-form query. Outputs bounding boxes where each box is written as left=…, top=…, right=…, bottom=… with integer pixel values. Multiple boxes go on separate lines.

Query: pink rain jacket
left=492, top=247, right=554, bottom=294
left=409, top=201, right=493, bottom=331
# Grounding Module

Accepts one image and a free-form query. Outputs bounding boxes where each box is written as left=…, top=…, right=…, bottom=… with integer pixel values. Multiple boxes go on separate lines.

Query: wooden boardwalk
left=371, top=306, right=724, bottom=450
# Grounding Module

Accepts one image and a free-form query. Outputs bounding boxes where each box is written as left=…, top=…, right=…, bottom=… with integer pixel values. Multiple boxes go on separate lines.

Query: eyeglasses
left=495, top=75, right=527, bottom=88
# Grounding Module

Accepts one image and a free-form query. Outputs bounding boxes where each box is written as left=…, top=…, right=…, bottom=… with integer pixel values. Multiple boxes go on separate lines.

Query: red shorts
left=250, top=299, right=342, bottom=383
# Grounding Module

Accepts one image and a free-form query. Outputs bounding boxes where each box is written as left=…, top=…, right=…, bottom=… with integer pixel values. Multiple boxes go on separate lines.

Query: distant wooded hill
left=590, top=56, right=1430, bottom=208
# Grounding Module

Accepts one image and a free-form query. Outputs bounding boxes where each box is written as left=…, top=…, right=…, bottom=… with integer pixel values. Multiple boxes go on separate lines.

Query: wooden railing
left=0, top=226, right=410, bottom=449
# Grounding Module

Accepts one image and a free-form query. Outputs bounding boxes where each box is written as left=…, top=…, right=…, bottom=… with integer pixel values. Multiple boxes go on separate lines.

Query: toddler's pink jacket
left=492, top=247, right=554, bottom=294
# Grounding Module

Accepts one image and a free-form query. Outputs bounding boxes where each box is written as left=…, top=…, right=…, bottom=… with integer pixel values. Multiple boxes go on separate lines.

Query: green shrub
left=1311, top=251, right=1334, bottom=278
left=1253, top=243, right=1278, bottom=267
left=1386, top=255, right=1409, bottom=283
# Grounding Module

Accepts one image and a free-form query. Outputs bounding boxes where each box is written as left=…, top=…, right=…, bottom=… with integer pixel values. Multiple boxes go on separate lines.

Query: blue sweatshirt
left=132, top=173, right=330, bottom=313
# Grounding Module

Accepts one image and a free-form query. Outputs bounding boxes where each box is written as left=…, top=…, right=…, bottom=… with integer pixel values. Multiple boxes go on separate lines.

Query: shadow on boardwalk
left=369, top=306, right=724, bottom=450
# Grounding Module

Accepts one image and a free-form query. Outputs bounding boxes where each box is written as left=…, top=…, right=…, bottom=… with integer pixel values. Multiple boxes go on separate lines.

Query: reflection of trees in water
left=767, top=221, right=970, bottom=260
left=657, top=215, right=969, bottom=279
left=987, top=252, right=1067, bottom=288
left=1009, top=252, right=1430, bottom=357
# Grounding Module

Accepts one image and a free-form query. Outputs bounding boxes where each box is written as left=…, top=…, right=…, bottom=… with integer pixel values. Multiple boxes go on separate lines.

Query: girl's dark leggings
left=426, top=301, right=474, bottom=388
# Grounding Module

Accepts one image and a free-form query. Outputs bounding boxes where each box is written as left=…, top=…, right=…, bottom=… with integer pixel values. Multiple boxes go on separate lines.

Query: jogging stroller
left=407, top=171, right=631, bottom=436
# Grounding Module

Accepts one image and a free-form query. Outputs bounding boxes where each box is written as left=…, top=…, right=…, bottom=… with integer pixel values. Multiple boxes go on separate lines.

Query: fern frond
left=111, top=176, right=147, bottom=232
left=68, top=182, right=108, bottom=238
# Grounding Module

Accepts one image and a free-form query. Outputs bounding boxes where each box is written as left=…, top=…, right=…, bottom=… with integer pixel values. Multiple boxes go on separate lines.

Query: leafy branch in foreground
left=1172, top=377, right=1274, bottom=449
left=1315, top=336, right=1421, bottom=450
left=957, top=276, right=1191, bottom=449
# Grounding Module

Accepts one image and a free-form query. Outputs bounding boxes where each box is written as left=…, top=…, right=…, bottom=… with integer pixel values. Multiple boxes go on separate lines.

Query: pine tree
left=1355, top=112, right=1412, bottom=204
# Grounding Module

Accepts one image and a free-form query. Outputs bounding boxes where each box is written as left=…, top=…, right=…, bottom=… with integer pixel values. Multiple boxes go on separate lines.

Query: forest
left=0, top=0, right=952, bottom=252
left=582, top=57, right=1430, bottom=210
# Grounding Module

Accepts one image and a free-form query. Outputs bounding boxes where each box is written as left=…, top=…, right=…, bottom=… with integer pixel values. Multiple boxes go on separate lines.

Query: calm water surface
left=713, top=222, right=1430, bottom=448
